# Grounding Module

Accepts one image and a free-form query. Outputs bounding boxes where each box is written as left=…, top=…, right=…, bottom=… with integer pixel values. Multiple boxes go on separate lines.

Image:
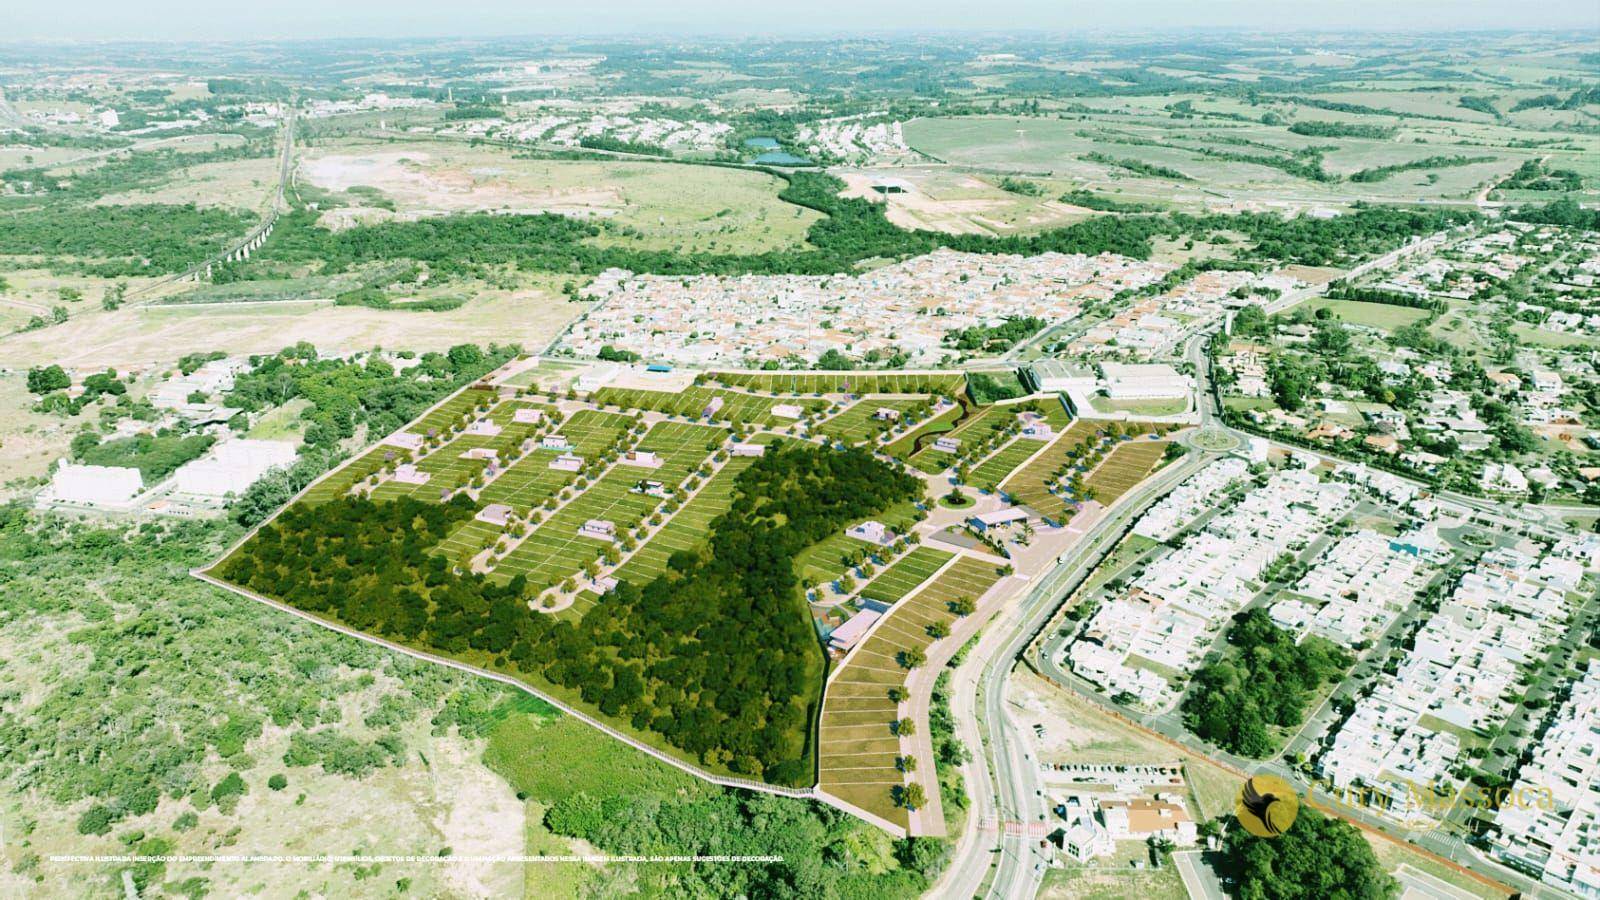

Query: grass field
left=713, top=370, right=967, bottom=396
left=858, top=547, right=955, bottom=606
left=968, top=435, right=1047, bottom=492
left=818, top=396, right=935, bottom=445
left=607, top=454, right=757, bottom=588
left=1299, top=296, right=1434, bottom=331
left=883, top=403, right=963, bottom=459
left=819, top=556, right=1005, bottom=825
left=493, top=421, right=724, bottom=590
left=907, top=403, right=1023, bottom=474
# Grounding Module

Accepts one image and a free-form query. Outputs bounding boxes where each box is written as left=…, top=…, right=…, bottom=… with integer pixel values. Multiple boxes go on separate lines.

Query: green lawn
left=858, top=547, right=955, bottom=606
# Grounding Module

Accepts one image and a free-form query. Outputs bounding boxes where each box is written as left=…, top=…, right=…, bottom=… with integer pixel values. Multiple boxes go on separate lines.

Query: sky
left=5, top=0, right=1598, bottom=41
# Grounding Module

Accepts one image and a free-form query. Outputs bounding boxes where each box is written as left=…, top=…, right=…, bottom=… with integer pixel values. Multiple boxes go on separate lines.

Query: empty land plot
left=475, top=409, right=632, bottom=512
left=818, top=397, right=934, bottom=445
left=968, top=436, right=1045, bottom=491
left=819, top=556, right=1005, bottom=824
left=609, top=454, right=757, bottom=588
left=796, top=532, right=881, bottom=591
left=882, top=404, right=962, bottom=459
left=858, top=547, right=954, bottom=605
left=594, top=386, right=820, bottom=426
left=713, top=371, right=967, bottom=396
left=1000, top=420, right=1102, bottom=518
left=302, top=446, right=390, bottom=505
left=494, top=422, right=725, bottom=589
left=906, top=403, right=1016, bottom=473
left=1085, top=437, right=1171, bottom=504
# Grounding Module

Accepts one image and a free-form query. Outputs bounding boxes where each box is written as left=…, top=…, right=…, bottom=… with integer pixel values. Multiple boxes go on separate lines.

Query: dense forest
left=217, top=441, right=922, bottom=785
left=1218, top=806, right=1399, bottom=900
left=0, top=203, right=256, bottom=275
left=1181, top=609, right=1351, bottom=757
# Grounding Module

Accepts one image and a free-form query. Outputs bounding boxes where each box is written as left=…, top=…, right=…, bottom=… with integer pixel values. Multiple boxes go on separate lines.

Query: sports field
left=819, top=556, right=1004, bottom=825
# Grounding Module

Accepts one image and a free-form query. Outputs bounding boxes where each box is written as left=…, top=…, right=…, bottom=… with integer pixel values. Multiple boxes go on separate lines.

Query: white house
left=828, top=609, right=882, bottom=652
left=772, top=404, right=806, bottom=420
left=934, top=436, right=961, bottom=454
left=847, top=520, right=893, bottom=545
left=384, top=431, right=425, bottom=451
left=513, top=407, right=545, bottom=424
left=579, top=519, right=617, bottom=540
left=541, top=434, right=573, bottom=450
left=549, top=453, right=584, bottom=471
left=476, top=503, right=514, bottom=526
left=171, top=439, right=297, bottom=500
left=42, top=463, right=143, bottom=507
left=621, top=450, right=663, bottom=468
left=392, top=463, right=430, bottom=485
left=731, top=442, right=766, bottom=457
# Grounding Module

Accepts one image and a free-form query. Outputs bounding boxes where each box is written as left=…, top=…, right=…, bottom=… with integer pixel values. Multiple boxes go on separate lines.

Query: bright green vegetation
left=494, top=421, right=725, bottom=588
left=945, top=316, right=1046, bottom=353
left=1181, top=609, right=1352, bottom=758
left=1218, top=806, right=1399, bottom=900
left=1299, top=296, right=1433, bottom=331
left=75, top=431, right=213, bottom=483
left=606, top=454, right=759, bottom=590
left=483, top=707, right=949, bottom=899
left=883, top=403, right=962, bottom=459
left=969, top=435, right=1047, bottom=492
left=858, top=547, right=955, bottom=606
left=214, top=440, right=921, bottom=786
left=709, top=370, right=968, bottom=396
left=818, top=396, right=938, bottom=445
left=593, top=385, right=825, bottom=425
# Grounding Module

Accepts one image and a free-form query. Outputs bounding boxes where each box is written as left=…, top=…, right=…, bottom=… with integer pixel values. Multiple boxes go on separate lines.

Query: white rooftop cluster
left=1492, top=663, right=1600, bottom=897
left=1132, top=457, right=1250, bottom=542
left=1069, top=468, right=1354, bottom=708
left=566, top=248, right=1171, bottom=367
left=1317, top=546, right=1577, bottom=826
left=1269, top=529, right=1436, bottom=649
left=795, top=118, right=911, bottom=162
left=499, top=114, right=732, bottom=151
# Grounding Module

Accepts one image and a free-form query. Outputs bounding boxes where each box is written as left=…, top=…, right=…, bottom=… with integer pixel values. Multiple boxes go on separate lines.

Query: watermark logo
left=1235, top=774, right=1300, bottom=838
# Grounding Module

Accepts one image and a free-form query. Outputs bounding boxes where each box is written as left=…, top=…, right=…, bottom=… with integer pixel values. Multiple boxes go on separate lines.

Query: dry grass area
left=0, top=373, right=72, bottom=491
left=0, top=284, right=582, bottom=369
left=298, top=140, right=819, bottom=254
left=93, top=156, right=283, bottom=213
left=836, top=166, right=1092, bottom=236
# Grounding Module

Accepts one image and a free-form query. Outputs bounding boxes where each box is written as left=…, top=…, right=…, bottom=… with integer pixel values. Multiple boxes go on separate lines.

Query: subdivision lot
left=883, top=403, right=962, bottom=459
left=493, top=421, right=724, bottom=589
left=609, top=454, right=757, bottom=587
left=819, top=556, right=1005, bottom=826
left=1001, top=420, right=1132, bottom=518
left=1086, top=437, right=1171, bottom=504
left=594, top=386, right=823, bottom=426
left=714, top=370, right=967, bottom=396
left=858, top=547, right=955, bottom=606
left=818, top=396, right=935, bottom=445
left=907, top=403, right=1016, bottom=474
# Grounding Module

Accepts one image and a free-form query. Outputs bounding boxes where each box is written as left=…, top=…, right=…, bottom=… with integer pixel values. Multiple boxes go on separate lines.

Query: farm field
left=819, top=556, right=1005, bottom=826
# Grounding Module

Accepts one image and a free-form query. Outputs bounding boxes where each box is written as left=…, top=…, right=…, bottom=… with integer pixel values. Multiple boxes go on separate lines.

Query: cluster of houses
left=1267, top=527, right=1442, bottom=649
left=1492, top=663, right=1600, bottom=897
left=1315, top=544, right=1587, bottom=827
left=565, top=248, right=1173, bottom=367
left=1068, top=463, right=1355, bottom=709
left=793, top=118, right=911, bottom=162
left=1065, top=268, right=1301, bottom=361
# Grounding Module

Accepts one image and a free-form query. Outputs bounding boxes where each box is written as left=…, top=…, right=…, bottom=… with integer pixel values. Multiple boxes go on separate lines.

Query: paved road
left=1173, top=851, right=1228, bottom=900
left=941, top=451, right=1213, bottom=900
